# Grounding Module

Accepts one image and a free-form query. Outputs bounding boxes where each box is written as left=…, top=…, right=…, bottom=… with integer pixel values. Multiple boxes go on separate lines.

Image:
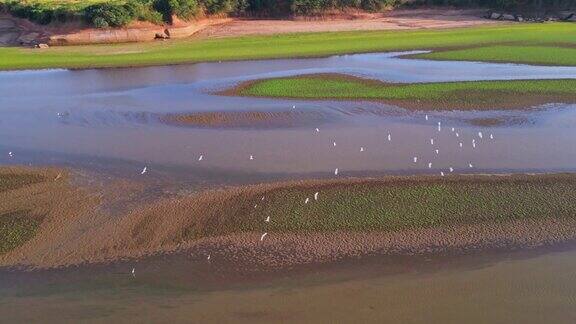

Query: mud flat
left=2, top=167, right=576, bottom=271
left=160, top=110, right=328, bottom=129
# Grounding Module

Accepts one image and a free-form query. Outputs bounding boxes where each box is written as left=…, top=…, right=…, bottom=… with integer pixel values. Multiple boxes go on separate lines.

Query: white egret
left=292, top=105, right=296, bottom=109
left=425, top=114, right=429, bottom=121
left=314, top=192, right=319, bottom=201
left=250, top=155, right=254, bottom=160
left=198, top=155, right=204, bottom=161
left=260, top=233, right=268, bottom=241
left=261, top=196, right=265, bottom=201
left=360, top=147, right=364, bottom=152
left=435, top=149, right=439, bottom=155
left=430, top=138, right=434, bottom=145
left=254, top=204, right=258, bottom=208
left=413, top=157, right=418, bottom=163
left=207, top=254, right=211, bottom=260
left=440, top=171, right=445, bottom=177
left=459, top=142, right=463, bottom=148
left=387, top=134, right=391, bottom=141
left=8, top=151, right=13, bottom=157
left=456, top=133, right=459, bottom=137
left=333, top=141, right=337, bottom=147
left=451, top=127, right=455, bottom=132
left=305, top=198, right=310, bottom=204
left=315, top=128, right=320, bottom=133
left=449, top=167, right=454, bottom=172
left=469, top=163, right=474, bottom=168
left=131, top=268, right=135, bottom=276
left=490, top=134, right=494, bottom=140
left=265, top=216, right=270, bottom=222
left=140, top=167, right=147, bottom=175
left=478, top=132, right=483, bottom=139
left=334, top=168, right=339, bottom=175
left=428, top=162, right=432, bottom=169
left=437, top=122, right=441, bottom=132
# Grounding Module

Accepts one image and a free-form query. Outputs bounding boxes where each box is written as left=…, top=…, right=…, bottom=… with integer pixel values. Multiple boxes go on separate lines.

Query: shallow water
left=1, top=52, right=576, bottom=185
left=2, top=53, right=576, bottom=322
left=2, top=247, right=576, bottom=323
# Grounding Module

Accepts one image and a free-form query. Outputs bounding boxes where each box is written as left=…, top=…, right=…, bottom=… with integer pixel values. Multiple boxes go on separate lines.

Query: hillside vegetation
left=1, top=0, right=572, bottom=28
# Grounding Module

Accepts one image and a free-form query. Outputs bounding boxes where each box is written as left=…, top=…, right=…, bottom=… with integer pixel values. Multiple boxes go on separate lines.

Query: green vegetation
left=0, top=211, right=43, bottom=254
left=0, top=23, right=575, bottom=70
left=0, top=173, right=46, bottom=193
left=415, top=45, right=576, bottom=66
left=188, top=175, right=576, bottom=238
left=235, top=74, right=576, bottom=109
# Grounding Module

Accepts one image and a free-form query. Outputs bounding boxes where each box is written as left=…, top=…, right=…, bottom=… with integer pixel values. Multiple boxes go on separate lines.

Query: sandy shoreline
left=2, top=167, right=576, bottom=271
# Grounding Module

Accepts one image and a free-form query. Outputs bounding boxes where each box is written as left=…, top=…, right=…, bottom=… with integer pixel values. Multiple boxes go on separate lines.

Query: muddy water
left=2, top=247, right=576, bottom=323
left=2, top=53, right=576, bottom=322
left=1, top=52, right=576, bottom=185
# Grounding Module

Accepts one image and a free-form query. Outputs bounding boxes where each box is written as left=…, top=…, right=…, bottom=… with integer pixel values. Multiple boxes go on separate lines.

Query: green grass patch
left=234, top=74, right=576, bottom=110
left=415, top=45, right=576, bottom=66
left=185, top=175, right=576, bottom=239
left=0, top=211, right=43, bottom=254
left=0, top=23, right=576, bottom=70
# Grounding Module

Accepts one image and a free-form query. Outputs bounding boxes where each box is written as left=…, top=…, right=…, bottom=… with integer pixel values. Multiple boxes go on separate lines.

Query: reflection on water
left=1, top=52, right=576, bottom=184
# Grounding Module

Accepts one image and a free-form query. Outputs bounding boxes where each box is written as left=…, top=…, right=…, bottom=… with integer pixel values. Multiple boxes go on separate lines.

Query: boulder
left=501, top=14, right=516, bottom=21
left=489, top=12, right=502, bottom=20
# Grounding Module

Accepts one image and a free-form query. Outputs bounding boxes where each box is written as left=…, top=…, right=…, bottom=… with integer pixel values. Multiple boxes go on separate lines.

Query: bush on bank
left=0, top=0, right=573, bottom=28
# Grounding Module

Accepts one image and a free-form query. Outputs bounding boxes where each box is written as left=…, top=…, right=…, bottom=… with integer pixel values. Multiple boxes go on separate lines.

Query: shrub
left=84, top=3, right=138, bottom=28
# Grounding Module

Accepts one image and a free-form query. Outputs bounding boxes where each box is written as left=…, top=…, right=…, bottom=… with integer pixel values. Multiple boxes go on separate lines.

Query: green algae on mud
left=1, top=23, right=576, bottom=70
left=0, top=211, right=43, bottom=255
left=232, top=74, right=576, bottom=110
left=182, top=174, right=576, bottom=239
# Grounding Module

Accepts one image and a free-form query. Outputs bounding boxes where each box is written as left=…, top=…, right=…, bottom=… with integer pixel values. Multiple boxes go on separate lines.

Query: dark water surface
left=2, top=53, right=576, bottom=322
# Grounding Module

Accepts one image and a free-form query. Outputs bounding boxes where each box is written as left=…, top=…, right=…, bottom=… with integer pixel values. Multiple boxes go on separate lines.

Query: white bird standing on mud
left=131, top=268, right=135, bottom=277
left=469, top=163, right=474, bottom=168
left=490, top=134, right=494, bottom=140
left=260, top=233, right=268, bottom=241
left=333, top=141, right=337, bottom=147
left=334, top=168, right=339, bottom=175
left=455, top=132, right=459, bottom=137
left=425, top=114, right=429, bottom=121
left=478, top=131, right=483, bottom=139
left=428, top=162, right=432, bottom=169
left=449, top=167, right=454, bottom=173
left=387, top=133, right=391, bottom=141
left=198, top=154, right=204, bottom=161
left=265, top=216, right=270, bottom=222
left=305, top=198, right=310, bottom=204
left=141, top=167, right=147, bottom=175
left=430, top=138, right=434, bottom=145
left=250, top=155, right=254, bottom=160
left=314, top=192, right=319, bottom=201
left=472, top=139, right=476, bottom=148
left=207, top=254, right=211, bottom=261
left=413, top=156, right=418, bottom=163
left=435, top=149, right=439, bottom=155
left=360, top=147, right=364, bottom=152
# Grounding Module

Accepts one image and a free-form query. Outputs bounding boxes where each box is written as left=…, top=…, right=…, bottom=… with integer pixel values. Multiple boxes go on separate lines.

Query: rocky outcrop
left=485, top=10, right=576, bottom=23
left=47, top=18, right=231, bottom=46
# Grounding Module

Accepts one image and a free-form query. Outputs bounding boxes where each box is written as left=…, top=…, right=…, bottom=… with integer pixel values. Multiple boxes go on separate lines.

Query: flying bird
left=260, top=233, right=268, bottom=241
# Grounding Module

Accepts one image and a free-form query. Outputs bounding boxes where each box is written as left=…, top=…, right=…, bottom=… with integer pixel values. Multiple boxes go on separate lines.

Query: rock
left=489, top=12, right=502, bottom=20
left=35, top=43, right=49, bottom=49
left=155, top=32, right=169, bottom=40
left=501, top=14, right=516, bottom=21
left=558, top=12, right=574, bottom=20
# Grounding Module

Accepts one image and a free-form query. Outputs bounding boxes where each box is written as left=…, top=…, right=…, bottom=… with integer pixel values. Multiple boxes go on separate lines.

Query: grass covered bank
left=231, top=74, right=576, bottom=110
left=0, top=23, right=575, bottom=70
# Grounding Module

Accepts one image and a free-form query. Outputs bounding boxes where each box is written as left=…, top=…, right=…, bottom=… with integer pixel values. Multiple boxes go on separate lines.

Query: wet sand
left=3, top=168, right=576, bottom=272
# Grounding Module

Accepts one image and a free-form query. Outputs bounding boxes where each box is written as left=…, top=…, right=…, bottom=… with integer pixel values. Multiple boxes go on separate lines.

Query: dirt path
left=196, top=9, right=501, bottom=38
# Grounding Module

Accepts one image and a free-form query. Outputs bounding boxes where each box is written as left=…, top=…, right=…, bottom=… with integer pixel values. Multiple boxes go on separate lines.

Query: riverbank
left=0, top=22, right=574, bottom=70
left=3, top=167, right=576, bottom=270
left=229, top=74, right=576, bottom=110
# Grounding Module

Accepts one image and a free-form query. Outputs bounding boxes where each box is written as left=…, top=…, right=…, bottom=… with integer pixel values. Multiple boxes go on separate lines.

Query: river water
left=1, top=52, right=576, bottom=322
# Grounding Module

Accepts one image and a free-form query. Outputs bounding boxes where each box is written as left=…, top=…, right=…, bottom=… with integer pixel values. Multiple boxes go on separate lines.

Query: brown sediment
left=468, top=116, right=530, bottom=127
left=159, top=110, right=328, bottom=128
left=3, top=168, right=576, bottom=270
left=224, top=73, right=576, bottom=110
